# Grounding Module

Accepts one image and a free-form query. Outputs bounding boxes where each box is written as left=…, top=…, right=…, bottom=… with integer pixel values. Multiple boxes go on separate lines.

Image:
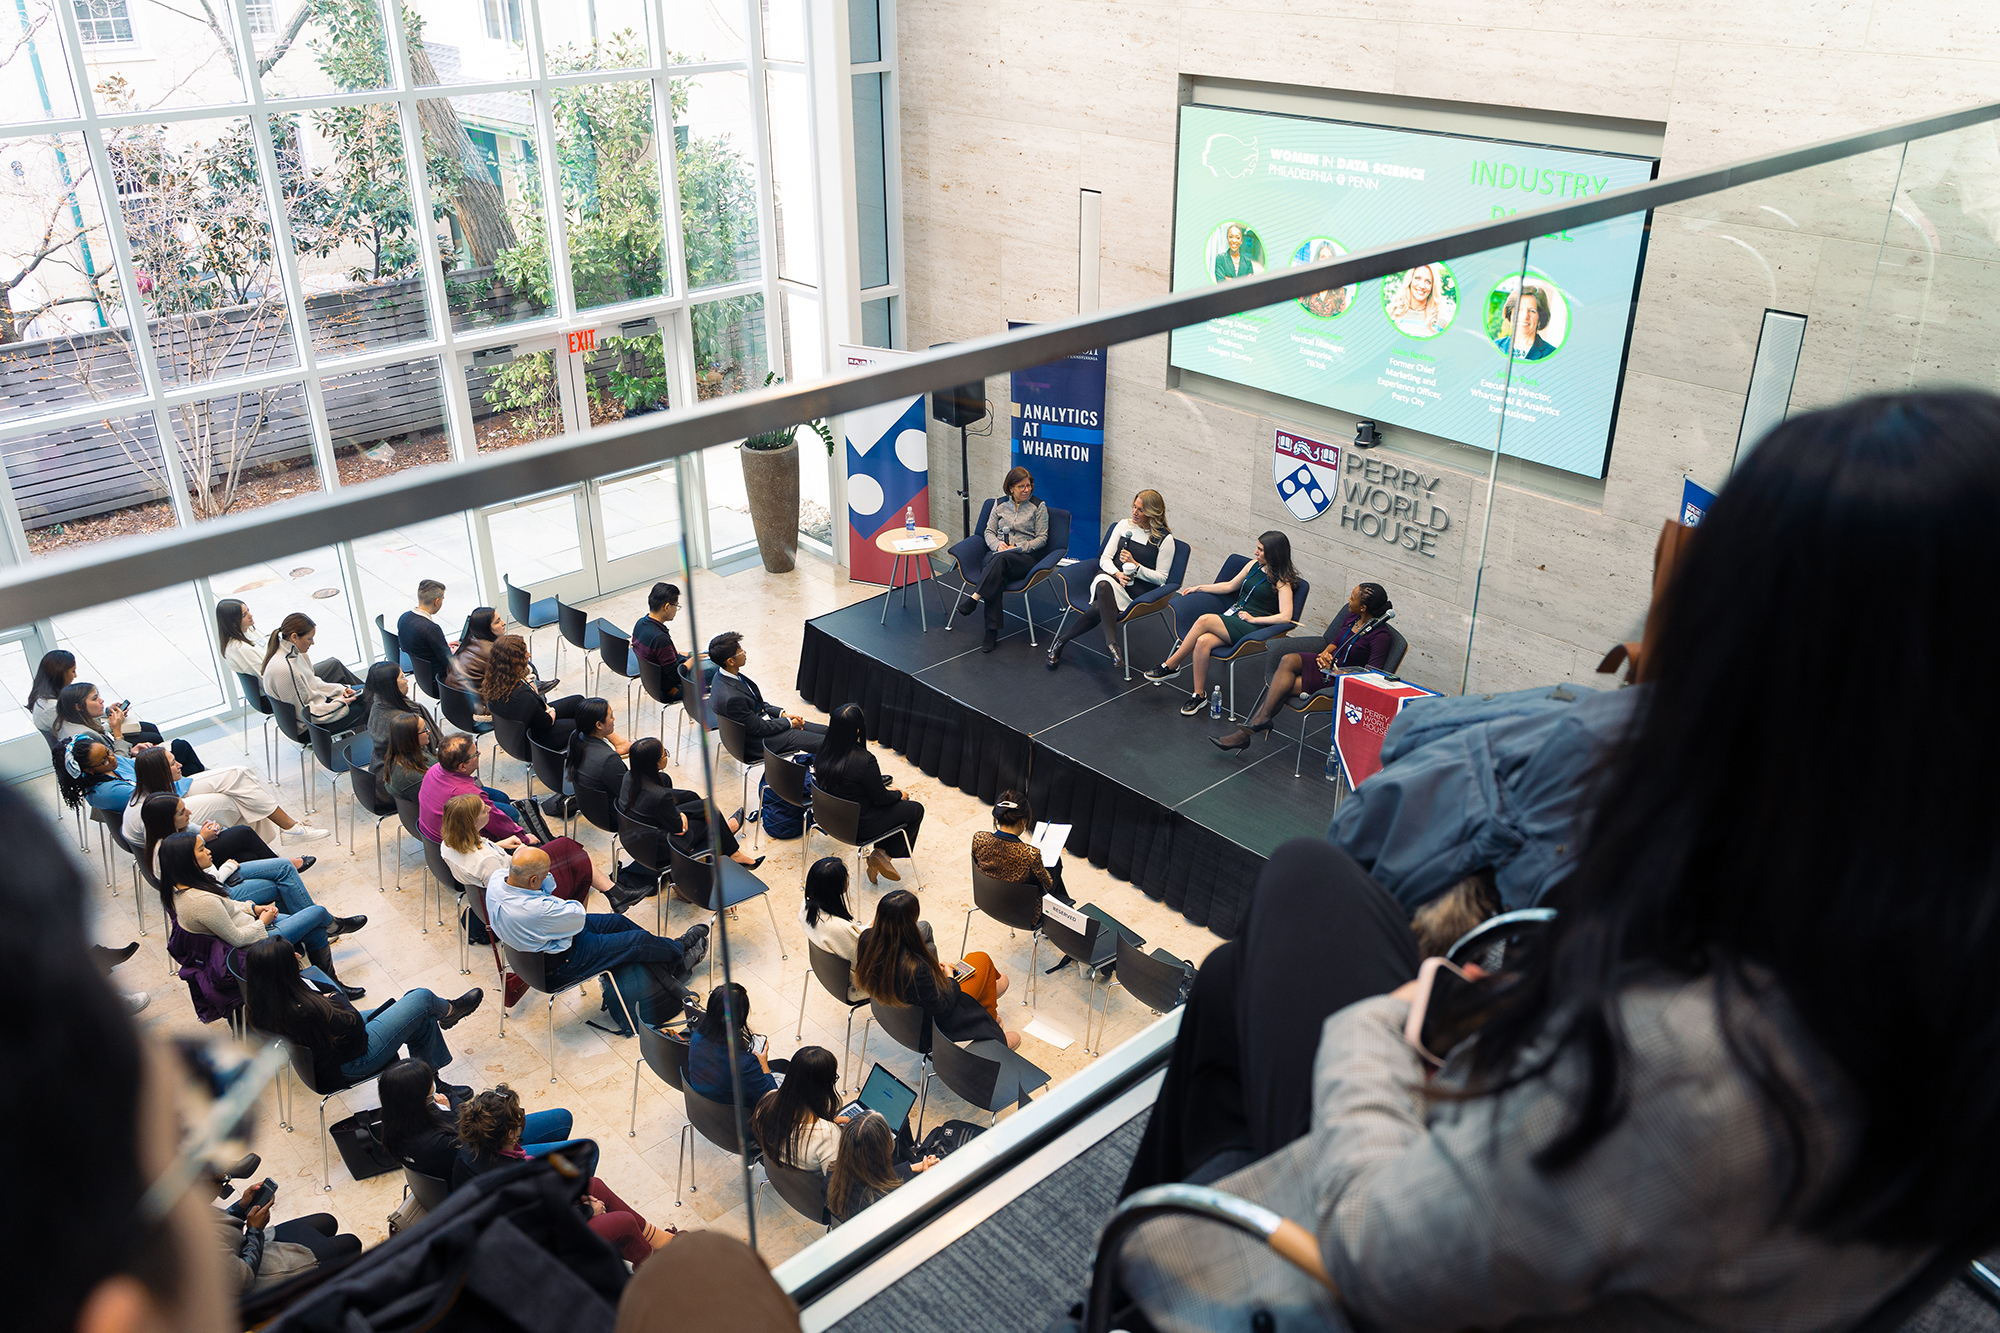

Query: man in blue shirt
left=486, top=847, right=706, bottom=1034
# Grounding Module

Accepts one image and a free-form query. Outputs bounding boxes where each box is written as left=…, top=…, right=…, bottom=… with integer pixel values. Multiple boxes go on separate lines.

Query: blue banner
left=1681, top=476, right=1716, bottom=527
left=1009, top=321, right=1105, bottom=561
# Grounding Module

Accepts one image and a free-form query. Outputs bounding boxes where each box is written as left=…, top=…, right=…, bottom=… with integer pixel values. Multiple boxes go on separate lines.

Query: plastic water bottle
left=1208, top=685, right=1223, bottom=720
left=1325, top=744, right=1342, bottom=784
left=905, top=505, right=915, bottom=532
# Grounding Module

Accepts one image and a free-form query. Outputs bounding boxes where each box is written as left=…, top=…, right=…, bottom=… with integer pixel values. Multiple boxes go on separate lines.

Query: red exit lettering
left=567, top=329, right=596, bottom=355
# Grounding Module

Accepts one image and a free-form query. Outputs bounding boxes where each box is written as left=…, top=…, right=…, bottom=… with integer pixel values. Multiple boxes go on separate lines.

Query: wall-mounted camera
left=1353, top=420, right=1380, bottom=449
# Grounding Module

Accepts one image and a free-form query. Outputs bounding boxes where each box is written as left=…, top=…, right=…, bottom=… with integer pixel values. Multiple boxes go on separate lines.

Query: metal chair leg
left=319, top=1097, right=332, bottom=1191
left=629, top=1058, right=643, bottom=1136
left=796, top=971, right=809, bottom=1041
left=677, top=1122, right=695, bottom=1203
left=761, top=890, right=787, bottom=960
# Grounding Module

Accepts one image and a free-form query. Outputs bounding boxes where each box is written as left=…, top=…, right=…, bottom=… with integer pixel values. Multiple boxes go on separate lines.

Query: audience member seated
left=54, top=736, right=318, bottom=851
left=215, top=599, right=297, bottom=689
left=213, top=1177, right=360, bottom=1295
left=418, top=735, right=532, bottom=845
left=25, top=650, right=142, bottom=744
left=114, top=744, right=325, bottom=847
left=1116, top=392, right=2000, bottom=1331
left=1047, top=489, right=1181, bottom=671
left=620, top=735, right=759, bottom=868
left=1144, top=530, right=1300, bottom=718
left=1212, top=580, right=1397, bottom=753
left=630, top=582, right=689, bottom=696
left=827, top=1112, right=936, bottom=1224
left=381, top=712, right=435, bottom=804
left=261, top=612, right=366, bottom=734
left=856, top=889, right=1020, bottom=1050
left=54, top=679, right=190, bottom=766
left=751, top=1045, right=846, bottom=1173
left=377, top=1057, right=578, bottom=1181
left=363, top=661, right=439, bottom=782
left=454, top=1085, right=674, bottom=1261
left=812, top=703, right=922, bottom=884
left=686, top=982, right=788, bottom=1108
left=141, top=794, right=338, bottom=926
left=799, top=858, right=867, bottom=1000
left=971, top=788, right=1072, bottom=905
left=136, top=793, right=306, bottom=878
left=156, top=830, right=361, bottom=996
left=955, top=466, right=1051, bottom=653
left=564, top=696, right=633, bottom=789
left=482, top=633, right=584, bottom=750
left=454, top=606, right=502, bottom=706
left=484, top=846, right=706, bottom=1037
left=440, top=793, right=606, bottom=902
left=397, top=579, right=463, bottom=691
left=707, top=631, right=826, bottom=756
left=244, top=936, right=481, bottom=1090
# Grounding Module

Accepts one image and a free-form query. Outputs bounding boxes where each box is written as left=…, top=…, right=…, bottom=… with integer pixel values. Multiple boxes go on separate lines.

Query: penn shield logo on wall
left=1274, top=427, right=1341, bottom=521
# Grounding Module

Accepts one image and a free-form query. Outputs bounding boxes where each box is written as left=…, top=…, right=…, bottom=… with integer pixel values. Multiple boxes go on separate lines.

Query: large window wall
left=0, top=0, right=894, bottom=751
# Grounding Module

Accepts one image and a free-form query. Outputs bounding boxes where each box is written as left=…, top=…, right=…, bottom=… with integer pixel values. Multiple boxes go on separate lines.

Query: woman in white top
left=437, top=792, right=609, bottom=901
left=258, top=611, right=367, bottom=733
left=118, top=745, right=326, bottom=847
left=1047, top=489, right=1181, bottom=672
left=751, top=1046, right=848, bottom=1173
left=800, top=857, right=867, bottom=1001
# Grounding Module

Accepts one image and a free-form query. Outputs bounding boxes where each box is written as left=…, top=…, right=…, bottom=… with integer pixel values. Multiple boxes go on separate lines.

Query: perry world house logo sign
left=1275, top=428, right=1340, bottom=521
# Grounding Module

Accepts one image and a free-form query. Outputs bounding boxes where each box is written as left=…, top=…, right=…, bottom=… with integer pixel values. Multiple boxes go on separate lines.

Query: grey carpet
left=827, top=1112, right=1146, bottom=1333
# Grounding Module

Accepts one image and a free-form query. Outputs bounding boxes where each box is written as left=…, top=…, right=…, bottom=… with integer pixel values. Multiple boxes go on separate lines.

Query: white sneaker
left=282, top=824, right=332, bottom=844
left=124, top=991, right=150, bottom=1015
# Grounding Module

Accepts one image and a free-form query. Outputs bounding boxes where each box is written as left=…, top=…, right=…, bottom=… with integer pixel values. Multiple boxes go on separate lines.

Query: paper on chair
left=1023, top=1017, right=1074, bottom=1050
left=1029, top=821, right=1071, bottom=867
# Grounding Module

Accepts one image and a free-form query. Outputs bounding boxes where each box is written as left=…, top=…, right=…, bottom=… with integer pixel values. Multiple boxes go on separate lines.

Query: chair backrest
left=809, top=788, right=863, bottom=846
left=573, top=774, right=619, bottom=835
left=1446, top=907, right=1556, bottom=971
left=557, top=598, right=589, bottom=650
left=402, top=1165, right=452, bottom=1212
left=762, top=752, right=808, bottom=809
left=1040, top=906, right=1110, bottom=971
left=409, top=655, right=442, bottom=701
left=616, top=809, right=669, bottom=874
left=393, top=793, right=424, bottom=843
left=529, top=736, right=569, bottom=794
left=1115, top=936, right=1192, bottom=1014
left=1160, top=536, right=1193, bottom=591
left=1288, top=575, right=1310, bottom=628
left=668, top=845, right=715, bottom=910
left=490, top=714, right=531, bottom=763
left=268, top=697, right=309, bottom=746
left=463, top=870, right=495, bottom=929
left=500, top=941, right=551, bottom=993
left=1040, top=507, right=1072, bottom=567
left=764, top=1156, right=831, bottom=1225
left=504, top=574, right=533, bottom=627
left=1382, top=625, right=1410, bottom=674
left=635, top=653, right=670, bottom=705
left=346, top=756, right=396, bottom=817
left=96, top=806, right=139, bottom=855
left=869, top=996, right=933, bottom=1057
left=929, top=1031, right=1003, bottom=1111
left=284, top=1039, right=346, bottom=1096
left=638, top=1021, right=689, bottom=1092
left=596, top=623, right=632, bottom=678
left=235, top=673, right=274, bottom=718
left=716, top=715, right=759, bottom=768
left=971, top=862, right=1043, bottom=933
left=437, top=687, right=488, bottom=736
left=376, top=614, right=400, bottom=664
left=422, top=836, right=460, bottom=898
left=309, top=722, right=348, bottom=772
left=678, top=667, right=713, bottom=733
left=806, top=939, right=863, bottom=1009
left=682, top=1085, right=746, bottom=1155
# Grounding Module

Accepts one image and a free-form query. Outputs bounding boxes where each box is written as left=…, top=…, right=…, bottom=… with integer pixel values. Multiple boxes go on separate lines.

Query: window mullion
left=743, top=0, right=781, bottom=379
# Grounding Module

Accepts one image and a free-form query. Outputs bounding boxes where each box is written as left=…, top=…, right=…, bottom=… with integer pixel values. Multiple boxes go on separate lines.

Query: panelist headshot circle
left=1486, top=272, right=1570, bottom=363
left=1292, top=238, right=1355, bottom=318
left=1207, top=220, right=1266, bottom=283
left=1382, top=262, right=1458, bottom=340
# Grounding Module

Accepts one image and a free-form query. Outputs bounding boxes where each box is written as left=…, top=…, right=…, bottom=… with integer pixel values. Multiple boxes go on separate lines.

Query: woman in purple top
left=1212, top=582, right=1396, bottom=753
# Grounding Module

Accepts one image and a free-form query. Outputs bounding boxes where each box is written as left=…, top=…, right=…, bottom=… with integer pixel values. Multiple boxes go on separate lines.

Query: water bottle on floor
left=1325, top=744, right=1342, bottom=783
left=905, top=505, right=915, bottom=532
left=1208, top=685, right=1223, bottom=719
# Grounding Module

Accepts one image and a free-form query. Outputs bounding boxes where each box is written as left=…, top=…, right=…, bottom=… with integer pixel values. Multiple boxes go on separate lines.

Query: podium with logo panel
left=1332, top=673, right=1439, bottom=788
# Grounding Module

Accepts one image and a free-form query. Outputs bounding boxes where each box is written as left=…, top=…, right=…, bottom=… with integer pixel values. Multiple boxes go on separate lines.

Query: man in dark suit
left=397, top=579, right=459, bottom=693
left=706, top=631, right=826, bottom=756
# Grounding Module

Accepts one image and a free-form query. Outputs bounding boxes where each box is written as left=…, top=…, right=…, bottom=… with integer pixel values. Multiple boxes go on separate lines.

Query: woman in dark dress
left=811, top=703, right=924, bottom=884
left=480, top=634, right=582, bottom=748
left=1213, top=581, right=1397, bottom=753
left=619, top=737, right=760, bottom=867
left=1144, top=530, right=1299, bottom=718
left=855, top=888, right=1020, bottom=1050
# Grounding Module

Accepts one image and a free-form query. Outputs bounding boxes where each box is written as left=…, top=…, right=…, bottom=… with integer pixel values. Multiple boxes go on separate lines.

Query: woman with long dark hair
left=215, top=598, right=273, bottom=683
left=116, top=742, right=320, bottom=847
left=686, top=982, right=789, bottom=1106
left=828, top=1112, right=936, bottom=1223
left=1212, top=580, right=1398, bottom=754
left=481, top=634, right=582, bottom=747
left=1144, top=530, right=1299, bottom=717
left=751, top=1045, right=845, bottom=1172
left=137, top=792, right=300, bottom=881
left=26, top=648, right=78, bottom=738
left=52, top=679, right=184, bottom=764
left=565, top=697, right=634, bottom=795
left=855, top=889, right=1018, bottom=1050
left=1122, top=392, right=2000, bottom=1328
left=363, top=660, right=437, bottom=782
left=454, top=607, right=502, bottom=704
left=140, top=793, right=334, bottom=926
left=799, top=857, right=867, bottom=1000
left=243, top=935, right=480, bottom=1092
left=619, top=735, right=758, bottom=866
left=812, top=702, right=923, bottom=883
left=380, top=711, right=435, bottom=803
left=377, top=1058, right=578, bottom=1181
left=156, top=830, right=359, bottom=996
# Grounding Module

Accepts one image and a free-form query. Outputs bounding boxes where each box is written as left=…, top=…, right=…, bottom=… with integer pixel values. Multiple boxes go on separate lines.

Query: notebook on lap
left=839, top=1062, right=918, bottom=1128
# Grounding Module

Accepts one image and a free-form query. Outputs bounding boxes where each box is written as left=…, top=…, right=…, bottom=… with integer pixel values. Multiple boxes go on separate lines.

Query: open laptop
left=839, top=1062, right=919, bottom=1128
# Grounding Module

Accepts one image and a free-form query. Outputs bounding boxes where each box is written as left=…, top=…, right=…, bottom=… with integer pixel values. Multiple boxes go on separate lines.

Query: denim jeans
left=338, top=988, right=451, bottom=1081
left=522, top=1108, right=580, bottom=1158
left=544, top=915, right=687, bottom=991
left=227, top=859, right=315, bottom=917
left=271, top=904, right=334, bottom=955
left=484, top=785, right=524, bottom=829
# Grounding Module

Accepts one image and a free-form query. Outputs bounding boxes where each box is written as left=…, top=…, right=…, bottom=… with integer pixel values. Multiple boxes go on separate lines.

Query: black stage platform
left=795, top=588, right=1343, bottom=938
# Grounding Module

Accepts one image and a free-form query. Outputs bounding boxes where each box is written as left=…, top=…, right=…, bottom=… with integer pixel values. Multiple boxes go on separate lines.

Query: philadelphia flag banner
left=837, top=344, right=930, bottom=585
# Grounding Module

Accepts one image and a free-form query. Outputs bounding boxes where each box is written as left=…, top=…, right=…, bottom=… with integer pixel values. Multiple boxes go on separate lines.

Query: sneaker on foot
left=1142, top=663, right=1179, bottom=682
left=282, top=824, right=331, bottom=844
left=440, top=988, right=485, bottom=1029
left=1178, top=692, right=1208, bottom=716
left=124, top=990, right=150, bottom=1014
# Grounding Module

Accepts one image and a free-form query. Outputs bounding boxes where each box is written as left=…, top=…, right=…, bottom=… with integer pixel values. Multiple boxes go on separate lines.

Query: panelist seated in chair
left=813, top=703, right=923, bottom=884
left=1213, top=581, right=1397, bottom=753
left=1047, top=489, right=1182, bottom=671
left=1144, top=530, right=1300, bottom=717
left=955, top=466, right=1050, bottom=652
left=707, top=631, right=827, bottom=756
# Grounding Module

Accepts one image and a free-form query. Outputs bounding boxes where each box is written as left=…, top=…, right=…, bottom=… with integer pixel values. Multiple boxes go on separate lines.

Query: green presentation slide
left=1169, top=105, right=1656, bottom=479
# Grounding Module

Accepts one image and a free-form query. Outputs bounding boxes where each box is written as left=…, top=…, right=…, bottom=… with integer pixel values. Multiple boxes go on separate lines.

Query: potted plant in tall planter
left=739, top=372, right=835, bottom=574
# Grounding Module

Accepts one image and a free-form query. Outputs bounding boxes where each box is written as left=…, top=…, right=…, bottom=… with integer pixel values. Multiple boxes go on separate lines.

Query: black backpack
left=253, top=1144, right=628, bottom=1332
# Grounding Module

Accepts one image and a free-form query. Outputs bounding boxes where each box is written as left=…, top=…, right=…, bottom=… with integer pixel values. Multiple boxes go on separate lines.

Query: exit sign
left=566, top=328, right=597, bottom=356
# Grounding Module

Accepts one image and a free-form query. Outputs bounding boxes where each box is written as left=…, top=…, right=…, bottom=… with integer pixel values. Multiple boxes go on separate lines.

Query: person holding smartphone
left=214, top=1176, right=359, bottom=1295
left=686, top=982, right=791, bottom=1106
left=855, top=889, right=1022, bottom=1051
